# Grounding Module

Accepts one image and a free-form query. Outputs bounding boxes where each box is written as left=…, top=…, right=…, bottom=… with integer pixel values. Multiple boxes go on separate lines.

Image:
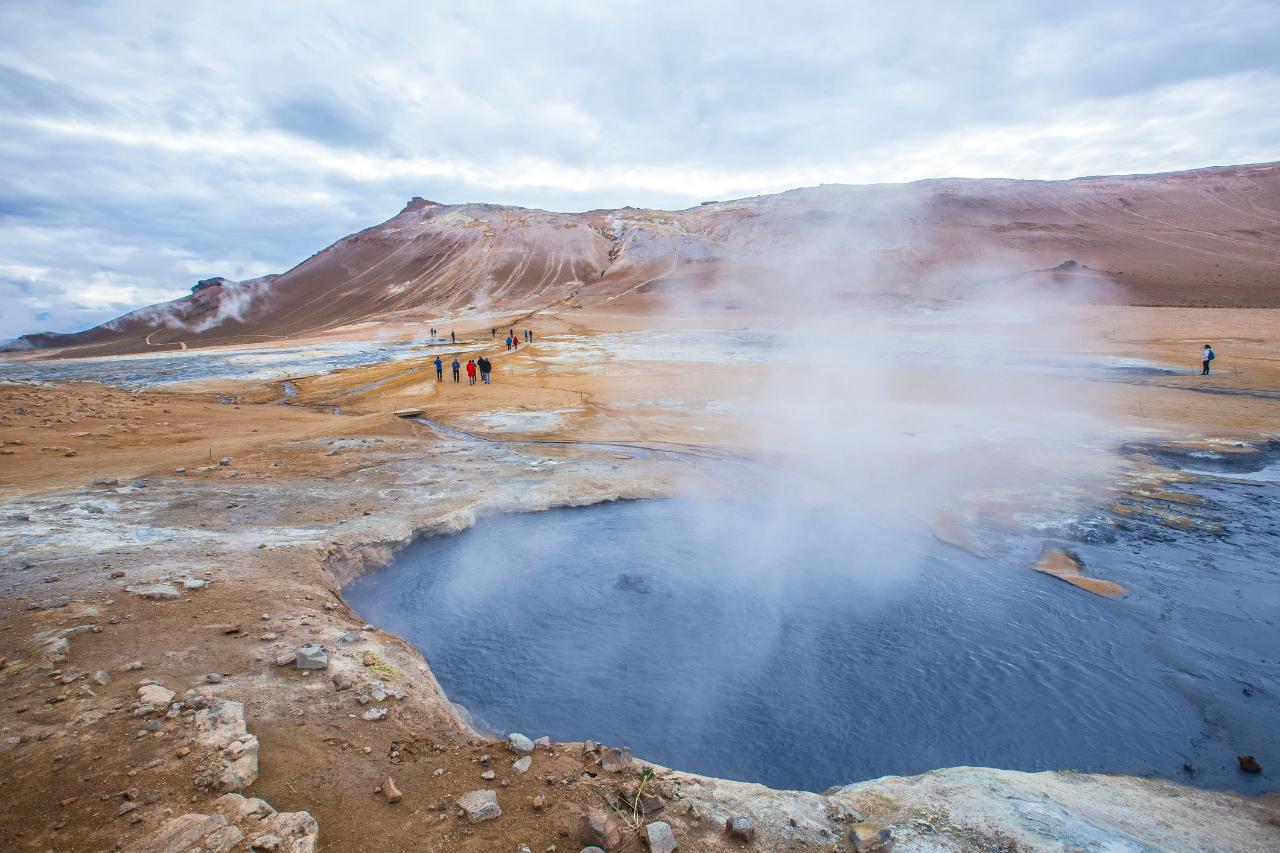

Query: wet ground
left=346, top=445, right=1280, bottom=794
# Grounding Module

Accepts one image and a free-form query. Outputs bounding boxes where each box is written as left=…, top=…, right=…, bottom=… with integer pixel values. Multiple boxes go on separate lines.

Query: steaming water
left=346, top=469, right=1279, bottom=793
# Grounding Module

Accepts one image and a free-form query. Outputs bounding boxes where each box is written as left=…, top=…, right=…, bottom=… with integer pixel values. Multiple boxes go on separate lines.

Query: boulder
left=644, top=821, right=678, bottom=853
left=136, top=584, right=181, bottom=601
left=457, top=789, right=501, bottom=824
left=601, top=746, right=632, bottom=772
left=295, top=644, right=327, bottom=670
left=512, top=756, right=532, bottom=774
left=725, top=815, right=755, bottom=841
left=194, top=700, right=259, bottom=792
left=850, top=823, right=892, bottom=851
left=507, top=732, right=535, bottom=754
left=574, top=806, right=621, bottom=850
left=138, top=684, right=176, bottom=706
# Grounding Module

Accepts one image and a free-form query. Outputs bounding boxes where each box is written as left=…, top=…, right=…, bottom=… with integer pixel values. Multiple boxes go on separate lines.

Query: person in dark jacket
left=451, top=357, right=461, bottom=383
left=478, top=356, right=492, bottom=384
left=1201, top=344, right=1215, bottom=375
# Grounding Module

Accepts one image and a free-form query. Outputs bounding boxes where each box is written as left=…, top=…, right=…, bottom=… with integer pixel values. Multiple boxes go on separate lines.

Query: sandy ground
left=1, top=305, right=1279, bottom=851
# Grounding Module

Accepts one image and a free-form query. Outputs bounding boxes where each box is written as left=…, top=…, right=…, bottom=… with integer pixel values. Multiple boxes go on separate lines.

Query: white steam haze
left=2, top=0, right=1279, bottom=337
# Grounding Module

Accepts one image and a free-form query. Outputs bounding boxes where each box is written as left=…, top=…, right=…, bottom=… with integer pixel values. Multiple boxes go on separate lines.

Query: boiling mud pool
left=347, top=470, right=1279, bottom=793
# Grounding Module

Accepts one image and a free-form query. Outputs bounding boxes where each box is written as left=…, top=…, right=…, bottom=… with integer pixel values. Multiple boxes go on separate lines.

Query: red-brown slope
left=22, top=162, right=1280, bottom=355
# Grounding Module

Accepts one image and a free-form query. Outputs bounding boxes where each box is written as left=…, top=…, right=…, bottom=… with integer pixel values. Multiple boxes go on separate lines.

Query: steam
left=106, top=274, right=277, bottom=334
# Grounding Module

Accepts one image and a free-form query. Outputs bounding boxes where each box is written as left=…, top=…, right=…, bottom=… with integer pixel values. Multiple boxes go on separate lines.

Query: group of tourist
left=432, top=327, right=534, bottom=385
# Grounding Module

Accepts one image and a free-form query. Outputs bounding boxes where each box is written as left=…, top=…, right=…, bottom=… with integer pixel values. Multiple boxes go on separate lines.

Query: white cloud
left=0, top=0, right=1277, bottom=338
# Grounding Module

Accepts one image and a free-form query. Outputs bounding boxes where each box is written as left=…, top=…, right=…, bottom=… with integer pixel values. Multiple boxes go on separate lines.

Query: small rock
left=205, top=673, right=222, bottom=684
left=295, top=644, right=328, bottom=670
left=93, top=477, right=119, bottom=487
left=137, top=584, right=181, bottom=601
left=600, top=746, right=632, bottom=772
left=92, top=670, right=111, bottom=686
left=481, top=770, right=496, bottom=780
left=250, top=834, right=281, bottom=851
left=644, top=821, right=677, bottom=853
left=183, top=578, right=209, bottom=591
left=531, top=795, right=546, bottom=810
left=1238, top=754, right=1263, bottom=773
left=575, top=807, right=620, bottom=850
left=534, top=736, right=551, bottom=749
left=274, top=651, right=297, bottom=667
left=362, top=707, right=388, bottom=721
left=850, top=823, right=893, bottom=852
left=218, top=456, right=231, bottom=466
left=512, top=756, right=532, bottom=774
left=725, top=815, right=755, bottom=841
left=456, top=789, right=501, bottom=824
left=117, top=801, right=137, bottom=817
left=382, top=776, right=402, bottom=804
left=332, top=672, right=353, bottom=691
left=110, top=570, right=126, bottom=578
left=124, top=660, right=144, bottom=671
left=176, top=746, right=191, bottom=757
left=507, top=733, right=534, bottom=755
left=138, top=684, right=175, bottom=706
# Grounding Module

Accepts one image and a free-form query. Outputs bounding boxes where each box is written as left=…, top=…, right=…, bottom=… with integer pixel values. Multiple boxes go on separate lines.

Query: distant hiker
left=434, top=356, right=443, bottom=381
left=478, top=356, right=492, bottom=384
left=466, top=359, right=477, bottom=385
left=451, top=331, right=456, bottom=344
left=451, top=357, right=461, bottom=383
left=512, top=335, right=519, bottom=350
left=1201, top=344, right=1215, bottom=375
left=526, top=329, right=533, bottom=342
left=491, top=328, right=496, bottom=339
left=506, top=335, right=512, bottom=351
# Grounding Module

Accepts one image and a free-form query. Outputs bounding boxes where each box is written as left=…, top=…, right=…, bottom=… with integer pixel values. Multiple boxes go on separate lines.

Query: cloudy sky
left=2, top=1, right=1278, bottom=339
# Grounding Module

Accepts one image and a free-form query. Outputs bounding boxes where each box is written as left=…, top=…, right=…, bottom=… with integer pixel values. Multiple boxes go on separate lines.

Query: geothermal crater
left=345, top=481, right=1279, bottom=793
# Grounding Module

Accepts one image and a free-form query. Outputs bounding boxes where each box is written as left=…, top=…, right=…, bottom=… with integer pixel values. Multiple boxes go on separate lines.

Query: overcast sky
left=2, top=1, right=1278, bottom=339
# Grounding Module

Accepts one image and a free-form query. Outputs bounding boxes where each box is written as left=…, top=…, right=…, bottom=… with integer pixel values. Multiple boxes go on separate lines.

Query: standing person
left=466, top=359, right=477, bottom=385
left=491, top=328, right=496, bottom=339
left=506, top=334, right=512, bottom=351
left=433, top=355, right=443, bottom=381
left=1201, top=344, right=1215, bottom=375
left=479, top=355, right=491, bottom=384
left=451, top=357, right=461, bottom=383
left=512, top=334, right=519, bottom=350
left=451, top=331, right=456, bottom=344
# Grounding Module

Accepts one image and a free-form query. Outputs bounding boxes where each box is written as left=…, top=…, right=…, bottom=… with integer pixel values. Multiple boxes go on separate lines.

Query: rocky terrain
left=2, top=164, right=1280, bottom=851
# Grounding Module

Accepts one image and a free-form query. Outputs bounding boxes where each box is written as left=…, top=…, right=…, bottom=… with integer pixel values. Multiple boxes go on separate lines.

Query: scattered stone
left=295, top=644, right=328, bottom=670
left=725, top=815, right=755, bottom=841
left=600, top=746, right=632, bottom=772
left=218, top=456, right=231, bottom=466
left=534, top=735, right=551, bottom=749
left=274, top=651, right=297, bottom=667
left=362, top=707, right=388, bottom=721
left=644, top=821, right=678, bottom=853
left=332, top=672, right=353, bottom=691
left=382, top=776, right=402, bottom=804
left=44, top=637, right=70, bottom=663
left=531, top=795, right=546, bottom=810
left=850, top=823, right=893, bottom=852
left=136, top=584, right=181, bottom=601
left=124, top=660, right=144, bottom=671
left=250, top=834, right=281, bottom=850
left=92, top=670, right=111, bottom=686
left=205, top=673, right=222, bottom=684
left=574, top=806, right=621, bottom=850
left=130, top=479, right=146, bottom=488
left=110, top=570, right=126, bottom=578
left=481, top=770, right=496, bottom=780
left=177, top=746, right=191, bottom=757
left=184, top=578, right=209, bottom=590
left=456, top=789, right=501, bottom=824
left=507, top=733, right=534, bottom=755
left=193, top=700, right=259, bottom=792
left=513, top=756, right=532, bottom=774
left=117, top=801, right=138, bottom=817
left=93, top=477, right=119, bottom=487
left=138, top=684, right=175, bottom=706
left=1238, top=754, right=1263, bottom=773
left=174, top=467, right=186, bottom=473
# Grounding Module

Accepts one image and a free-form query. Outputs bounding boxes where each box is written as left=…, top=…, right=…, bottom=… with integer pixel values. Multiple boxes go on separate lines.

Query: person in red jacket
left=465, top=359, right=477, bottom=385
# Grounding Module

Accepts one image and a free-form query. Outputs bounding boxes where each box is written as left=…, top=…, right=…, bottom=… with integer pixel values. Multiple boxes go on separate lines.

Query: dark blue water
left=345, top=493, right=1280, bottom=793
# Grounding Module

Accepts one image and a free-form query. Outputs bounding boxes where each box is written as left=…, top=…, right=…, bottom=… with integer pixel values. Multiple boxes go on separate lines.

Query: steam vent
left=2, top=4, right=1279, bottom=851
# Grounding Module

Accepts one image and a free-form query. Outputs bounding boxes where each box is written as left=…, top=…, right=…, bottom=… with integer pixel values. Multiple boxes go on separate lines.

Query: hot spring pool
left=344, top=496, right=1278, bottom=792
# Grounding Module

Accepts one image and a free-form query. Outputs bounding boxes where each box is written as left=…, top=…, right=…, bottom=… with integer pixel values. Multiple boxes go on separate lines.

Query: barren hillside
left=18, top=162, right=1280, bottom=356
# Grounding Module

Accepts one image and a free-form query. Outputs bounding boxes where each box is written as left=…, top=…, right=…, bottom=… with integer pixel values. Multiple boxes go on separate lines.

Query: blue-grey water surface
left=345, top=484, right=1279, bottom=793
